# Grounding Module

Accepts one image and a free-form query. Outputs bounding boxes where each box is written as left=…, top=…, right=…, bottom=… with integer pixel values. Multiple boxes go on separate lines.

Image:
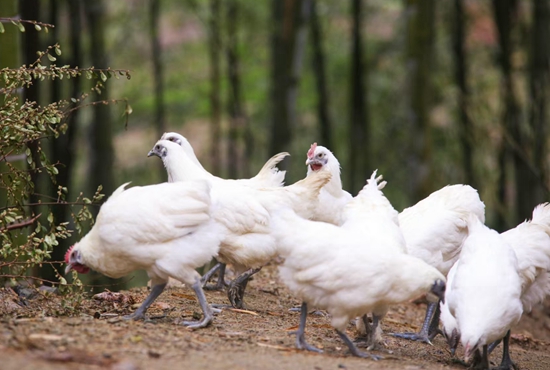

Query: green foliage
left=0, top=36, right=131, bottom=290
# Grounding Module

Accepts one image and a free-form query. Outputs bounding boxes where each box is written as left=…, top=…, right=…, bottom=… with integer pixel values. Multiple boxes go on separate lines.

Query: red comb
left=307, top=142, right=318, bottom=159
left=64, top=245, right=74, bottom=263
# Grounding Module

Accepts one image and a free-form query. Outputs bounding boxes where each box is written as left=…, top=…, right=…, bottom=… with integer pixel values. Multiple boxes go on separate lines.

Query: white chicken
left=305, top=143, right=352, bottom=226
left=441, top=204, right=550, bottom=368
left=158, top=132, right=289, bottom=290
left=443, top=215, right=523, bottom=369
left=276, top=171, right=446, bottom=358
left=304, top=142, right=485, bottom=345
left=392, top=184, right=486, bottom=343
left=148, top=139, right=331, bottom=309
left=64, top=180, right=222, bottom=329
left=161, top=132, right=287, bottom=187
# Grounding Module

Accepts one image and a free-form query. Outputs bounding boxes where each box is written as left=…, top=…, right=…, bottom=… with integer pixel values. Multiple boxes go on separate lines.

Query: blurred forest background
left=1, top=0, right=550, bottom=286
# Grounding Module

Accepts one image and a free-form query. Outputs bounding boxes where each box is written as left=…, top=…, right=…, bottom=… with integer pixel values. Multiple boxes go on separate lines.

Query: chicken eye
left=168, top=137, right=175, bottom=142
left=317, top=153, right=323, bottom=158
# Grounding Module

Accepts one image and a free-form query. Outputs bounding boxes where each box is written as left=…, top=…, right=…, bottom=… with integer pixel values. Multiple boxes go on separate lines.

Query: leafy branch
left=0, top=17, right=55, bottom=34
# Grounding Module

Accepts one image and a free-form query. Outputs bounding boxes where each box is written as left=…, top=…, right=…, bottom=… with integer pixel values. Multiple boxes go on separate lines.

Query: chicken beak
left=147, top=149, right=155, bottom=157
left=305, top=158, right=313, bottom=165
left=450, top=346, right=456, bottom=357
left=64, top=263, right=74, bottom=275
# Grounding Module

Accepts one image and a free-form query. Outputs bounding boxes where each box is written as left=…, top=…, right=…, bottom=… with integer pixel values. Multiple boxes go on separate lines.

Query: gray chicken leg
left=355, top=314, right=383, bottom=350
left=227, top=266, right=262, bottom=308
left=336, top=329, right=382, bottom=360
left=293, top=302, right=323, bottom=353
left=123, top=282, right=167, bottom=320
left=494, top=331, right=518, bottom=370
left=391, top=301, right=441, bottom=344
left=180, top=279, right=214, bottom=329
left=201, top=262, right=228, bottom=290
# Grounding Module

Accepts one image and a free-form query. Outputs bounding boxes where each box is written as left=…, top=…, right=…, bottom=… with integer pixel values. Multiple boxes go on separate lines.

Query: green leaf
left=47, top=54, right=56, bottom=62
left=55, top=47, right=61, bottom=56
left=100, top=71, right=107, bottom=82
left=47, top=213, right=54, bottom=223
left=34, top=24, right=41, bottom=31
left=16, top=22, right=25, bottom=33
left=0, top=23, right=5, bottom=34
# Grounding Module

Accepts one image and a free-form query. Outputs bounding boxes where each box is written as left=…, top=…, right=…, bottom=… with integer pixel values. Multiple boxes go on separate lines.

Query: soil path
left=1, top=264, right=549, bottom=370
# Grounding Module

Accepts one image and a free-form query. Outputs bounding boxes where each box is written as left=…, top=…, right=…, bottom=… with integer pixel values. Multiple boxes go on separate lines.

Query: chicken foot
left=470, top=345, right=490, bottom=370
left=227, top=266, right=262, bottom=308
left=180, top=279, right=214, bottom=329
left=124, top=282, right=167, bottom=320
left=356, top=314, right=384, bottom=350
left=201, top=262, right=228, bottom=291
left=292, top=302, right=323, bottom=353
left=390, top=301, right=440, bottom=344
left=493, top=331, right=518, bottom=370
left=336, top=329, right=382, bottom=360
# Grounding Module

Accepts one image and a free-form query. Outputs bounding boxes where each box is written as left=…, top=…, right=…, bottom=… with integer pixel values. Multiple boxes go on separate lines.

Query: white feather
left=305, top=145, right=352, bottom=226
left=399, top=185, right=485, bottom=276
left=161, top=132, right=288, bottom=187
left=72, top=180, right=222, bottom=285
left=277, top=171, right=445, bottom=333
left=448, top=216, right=523, bottom=358
left=154, top=139, right=330, bottom=274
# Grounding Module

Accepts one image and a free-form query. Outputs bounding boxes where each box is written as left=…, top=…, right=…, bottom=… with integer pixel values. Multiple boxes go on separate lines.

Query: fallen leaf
left=28, top=334, right=64, bottom=342
left=256, top=342, right=293, bottom=351
left=226, top=308, right=259, bottom=316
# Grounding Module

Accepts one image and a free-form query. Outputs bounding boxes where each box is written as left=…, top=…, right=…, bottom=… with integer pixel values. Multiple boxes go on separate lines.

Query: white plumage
left=276, top=171, right=446, bottom=358
left=445, top=215, right=523, bottom=366
left=441, top=203, right=550, bottom=360
left=398, top=185, right=486, bottom=276
left=305, top=143, right=352, bottom=226
left=501, top=203, right=550, bottom=312
left=161, top=132, right=287, bottom=188
left=149, top=139, right=330, bottom=308
left=64, top=180, right=222, bottom=328
left=304, top=142, right=485, bottom=344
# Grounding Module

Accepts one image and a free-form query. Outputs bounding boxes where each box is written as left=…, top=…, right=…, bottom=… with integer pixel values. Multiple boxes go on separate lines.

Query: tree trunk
left=208, top=0, right=222, bottom=175
left=226, top=0, right=244, bottom=179
left=348, top=0, right=369, bottom=195
left=44, top=0, right=83, bottom=281
left=403, top=0, right=436, bottom=202
left=0, top=1, right=20, bottom=208
left=526, top=0, right=550, bottom=214
left=309, top=0, right=332, bottom=151
left=150, top=0, right=165, bottom=180
left=20, top=0, right=42, bottom=219
left=452, top=0, right=475, bottom=188
left=269, top=0, right=310, bottom=157
left=84, top=0, right=115, bottom=200
left=492, top=0, right=520, bottom=230
left=83, top=0, right=117, bottom=289
left=43, top=0, right=62, bottom=282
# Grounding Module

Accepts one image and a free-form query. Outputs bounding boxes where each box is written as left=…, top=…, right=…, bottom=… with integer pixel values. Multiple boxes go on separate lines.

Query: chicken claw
left=227, top=267, right=262, bottom=308
left=123, top=282, right=167, bottom=321
left=180, top=280, right=213, bottom=329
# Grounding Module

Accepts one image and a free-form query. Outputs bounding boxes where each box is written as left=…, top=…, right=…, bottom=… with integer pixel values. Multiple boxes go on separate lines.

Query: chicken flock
left=64, top=135, right=550, bottom=369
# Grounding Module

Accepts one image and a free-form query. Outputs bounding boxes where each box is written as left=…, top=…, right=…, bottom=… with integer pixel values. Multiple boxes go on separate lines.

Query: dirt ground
left=1, top=264, right=549, bottom=370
